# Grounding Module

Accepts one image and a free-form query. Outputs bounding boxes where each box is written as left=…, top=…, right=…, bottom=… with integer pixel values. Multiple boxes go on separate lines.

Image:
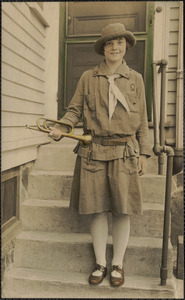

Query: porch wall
left=1, top=1, right=60, bottom=281
left=1, top=2, right=60, bottom=172
left=153, top=1, right=183, bottom=145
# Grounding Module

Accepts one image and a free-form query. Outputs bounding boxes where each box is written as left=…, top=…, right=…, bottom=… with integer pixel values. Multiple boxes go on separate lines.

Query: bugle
left=26, top=118, right=92, bottom=146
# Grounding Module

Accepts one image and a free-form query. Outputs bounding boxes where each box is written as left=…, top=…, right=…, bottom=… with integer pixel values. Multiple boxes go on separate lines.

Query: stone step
left=33, top=142, right=77, bottom=172
left=28, top=170, right=167, bottom=203
left=28, top=170, right=74, bottom=200
left=33, top=141, right=161, bottom=174
left=2, top=267, right=176, bottom=299
left=21, top=199, right=167, bottom=238
left=14, top=231, right=173, bottom=278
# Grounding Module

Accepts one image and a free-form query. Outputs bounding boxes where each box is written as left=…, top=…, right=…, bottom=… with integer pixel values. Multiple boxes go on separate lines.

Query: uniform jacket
left=60, top=59, right=151, bottom=160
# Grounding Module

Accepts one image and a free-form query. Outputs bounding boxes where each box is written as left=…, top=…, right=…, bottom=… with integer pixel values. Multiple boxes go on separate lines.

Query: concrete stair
left=33, top=139, right=160, bottom=173
left=21, top=199, right=166, bottom=237
left=3, top=268, right=176, bottom=299
left=13, top=231, right=173, bottom=278
left=27, top=170, right=167, bottom=202
left=2, top=140, right=176, bottom=298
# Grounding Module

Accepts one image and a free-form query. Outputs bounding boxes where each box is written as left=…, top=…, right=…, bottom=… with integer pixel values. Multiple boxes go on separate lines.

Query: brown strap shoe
left=88, top=264, right=107, bottom=285
left=110, top=265, right=124, bottom=287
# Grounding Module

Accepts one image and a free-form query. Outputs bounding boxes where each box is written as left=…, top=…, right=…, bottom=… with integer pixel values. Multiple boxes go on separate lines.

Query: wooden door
left=58, top=2, right=154, bottom=120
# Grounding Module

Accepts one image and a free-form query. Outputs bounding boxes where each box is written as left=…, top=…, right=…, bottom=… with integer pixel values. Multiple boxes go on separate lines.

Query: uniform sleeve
left=136, top=74, right=151, bottom=157
left=56, top=72, right=85, bottom=131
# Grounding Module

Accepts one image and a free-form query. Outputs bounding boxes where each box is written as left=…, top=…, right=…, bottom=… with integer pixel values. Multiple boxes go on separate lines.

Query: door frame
left=58, top=2, right=154, bottom=121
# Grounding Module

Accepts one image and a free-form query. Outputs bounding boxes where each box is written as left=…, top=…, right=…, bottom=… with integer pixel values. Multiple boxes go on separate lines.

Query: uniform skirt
left=69, top=154, right=143, bottom=215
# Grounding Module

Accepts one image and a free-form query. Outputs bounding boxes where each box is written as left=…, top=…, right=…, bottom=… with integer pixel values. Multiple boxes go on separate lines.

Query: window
left=1, top=168, right=20, bottom=232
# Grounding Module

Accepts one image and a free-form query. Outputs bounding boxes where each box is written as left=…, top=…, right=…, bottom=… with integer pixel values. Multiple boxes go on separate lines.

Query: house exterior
left=1, top=1, right=183, bottom=286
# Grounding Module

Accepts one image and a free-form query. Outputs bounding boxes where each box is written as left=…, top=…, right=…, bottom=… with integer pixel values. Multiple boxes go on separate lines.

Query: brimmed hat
left=94, top=23, right=136, bottom=56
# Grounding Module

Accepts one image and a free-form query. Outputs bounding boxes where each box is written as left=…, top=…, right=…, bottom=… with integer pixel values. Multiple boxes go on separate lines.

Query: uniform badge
left=130, top=83, right=135, bottom=91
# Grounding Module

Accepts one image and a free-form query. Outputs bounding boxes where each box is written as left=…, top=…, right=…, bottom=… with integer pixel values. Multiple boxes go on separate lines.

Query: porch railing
left=152, top=59, right=174, bottom=286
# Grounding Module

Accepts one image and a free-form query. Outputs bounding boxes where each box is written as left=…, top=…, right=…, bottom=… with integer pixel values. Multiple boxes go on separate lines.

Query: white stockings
left=91, top=212, right=108, bottom=275
left=90, top=212, right=130, bottom=277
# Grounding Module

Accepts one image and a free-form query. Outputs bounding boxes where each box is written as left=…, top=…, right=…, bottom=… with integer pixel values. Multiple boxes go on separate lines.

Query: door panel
left=66, top=43, right=102, bottom=106
left=67, top=2, right=146, bottom=35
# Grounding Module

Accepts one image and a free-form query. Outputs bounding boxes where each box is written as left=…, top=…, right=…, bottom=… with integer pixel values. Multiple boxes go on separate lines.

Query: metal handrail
left=152, top=60, right=174, bottom=286
left=153, top=59, right=168, bottom=175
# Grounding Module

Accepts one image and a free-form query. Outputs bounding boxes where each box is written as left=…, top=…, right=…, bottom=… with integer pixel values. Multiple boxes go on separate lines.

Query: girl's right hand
left=48, top=126, right=62, bottom=140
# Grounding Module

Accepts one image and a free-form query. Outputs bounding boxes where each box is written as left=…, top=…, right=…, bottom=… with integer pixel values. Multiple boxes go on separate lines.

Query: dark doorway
left=58, top=2, right=154, bottom=121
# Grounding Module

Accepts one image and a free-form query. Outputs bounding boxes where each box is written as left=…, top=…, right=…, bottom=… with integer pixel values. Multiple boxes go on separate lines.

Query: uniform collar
left=93, top=59, right=131, bottom=79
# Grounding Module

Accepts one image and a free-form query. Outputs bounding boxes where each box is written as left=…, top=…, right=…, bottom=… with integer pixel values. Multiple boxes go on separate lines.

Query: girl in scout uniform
left=49, top=23, right=151, bottom=287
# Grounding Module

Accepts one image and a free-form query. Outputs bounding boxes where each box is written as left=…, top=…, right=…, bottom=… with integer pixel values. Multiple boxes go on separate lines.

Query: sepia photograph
left=1, top=1, right=184, bottom=298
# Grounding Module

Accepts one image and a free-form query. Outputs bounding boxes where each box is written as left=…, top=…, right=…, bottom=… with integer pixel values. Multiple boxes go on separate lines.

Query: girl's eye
left=105, top=40, right=125, bottom=47
left=105, top=41, right=112, bottom=46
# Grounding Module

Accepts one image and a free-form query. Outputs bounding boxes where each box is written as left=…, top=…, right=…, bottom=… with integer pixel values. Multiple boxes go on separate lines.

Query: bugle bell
left=26, top=118, right=92, bottom=146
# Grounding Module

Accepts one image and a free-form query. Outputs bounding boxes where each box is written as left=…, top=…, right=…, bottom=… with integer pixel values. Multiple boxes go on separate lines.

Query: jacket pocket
left=82, top=157, right=104, bottom=173
left=121, top=156, right=138, bottom=175
left=126, top=94, right=139, bottom=113
left=132, top=139, right=140, bottom=158
left=85, top=94, right=96, bottom=111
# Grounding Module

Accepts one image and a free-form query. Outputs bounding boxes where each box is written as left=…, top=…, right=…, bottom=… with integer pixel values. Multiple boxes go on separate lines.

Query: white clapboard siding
left=2, top=30, right=45, bottom=70
left=2, top=63, right=45, bottom=93
left=169, top=4, right=180, bottom=18
left=1, top=2, right=49, bottom=171
left=2, top=128, right=48, bottom=144
left=167, top=71, right=177, bottom=81
left=2, top=137, right=48, bottom=153
left=168, top=79, right=177, bottom=92
left=2, top=146, right=39, bottom=171
left=2, top=95, right=44, bottom=114
left=167, top=91, right=176, bottom=104
left=168, top=56, right=178, bottom=69
left=2, top=13, right=45, bottom=59
left=166, top=2, right=180, bottom=130
left=170, top=1, right=180, bottom=8
left=166, top=116, right=175, bottom=126
left=2, top=79, right=44, bottom=104
left=168, top=44, right=178, bottom=55
left=2, top=3, right=46, bottom=46
left=13, top=2, right=46, bottom=36
left=169, top=19, right=179, bottom=31
left=2, top=45, right=44, bottom=80
left=166, top=127, right=176, bottom=143
left=167, top=103, right=176, bottom=116
left=169, top=32, right=178, bottom=44
left=2, top=112, right=45, bottom=128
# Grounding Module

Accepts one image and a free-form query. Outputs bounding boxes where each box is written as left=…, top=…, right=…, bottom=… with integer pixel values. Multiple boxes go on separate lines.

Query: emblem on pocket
left=130, top=83, right=135, bottom=91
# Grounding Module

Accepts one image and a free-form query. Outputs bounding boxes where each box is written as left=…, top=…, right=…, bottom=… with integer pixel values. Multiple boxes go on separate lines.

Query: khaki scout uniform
left=60, top=60, right=151, bottom=215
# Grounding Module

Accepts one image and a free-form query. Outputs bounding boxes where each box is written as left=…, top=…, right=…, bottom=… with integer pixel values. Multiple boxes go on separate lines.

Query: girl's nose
left=112, top=42, right=118, bottom=50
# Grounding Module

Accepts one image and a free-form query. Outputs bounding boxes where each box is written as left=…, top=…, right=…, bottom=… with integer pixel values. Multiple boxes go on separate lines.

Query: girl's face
left=104, top=37, right=127, bottom=64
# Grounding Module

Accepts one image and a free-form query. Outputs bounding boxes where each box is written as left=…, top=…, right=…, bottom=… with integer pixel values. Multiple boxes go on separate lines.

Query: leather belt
left=92, top=134, right=136, bottom=146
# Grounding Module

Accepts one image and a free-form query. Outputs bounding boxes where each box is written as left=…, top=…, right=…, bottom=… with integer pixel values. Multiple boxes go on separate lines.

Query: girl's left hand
left=138, top=155, right=147, bottom=176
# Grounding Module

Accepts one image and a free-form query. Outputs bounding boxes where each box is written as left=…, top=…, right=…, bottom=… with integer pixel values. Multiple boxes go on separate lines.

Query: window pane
left=1, top=177, right=17, bottom=225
